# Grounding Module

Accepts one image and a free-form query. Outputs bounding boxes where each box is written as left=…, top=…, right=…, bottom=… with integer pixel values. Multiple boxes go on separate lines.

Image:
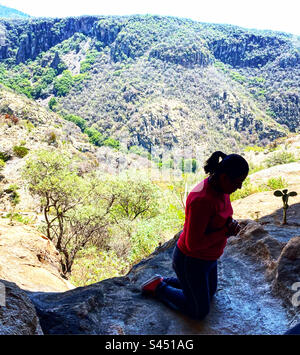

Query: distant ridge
left=0, top=4, right=30, bottom=18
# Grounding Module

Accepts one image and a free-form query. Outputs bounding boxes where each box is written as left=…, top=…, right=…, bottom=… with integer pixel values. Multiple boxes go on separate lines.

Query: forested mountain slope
left=0, top=15, right=299, bottom=156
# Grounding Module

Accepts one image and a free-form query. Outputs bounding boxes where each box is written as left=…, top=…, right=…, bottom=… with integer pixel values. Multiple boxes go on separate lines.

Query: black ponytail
left=204, top=151, right=249, bottom=179
left=204, top=151, right=227, bottom=175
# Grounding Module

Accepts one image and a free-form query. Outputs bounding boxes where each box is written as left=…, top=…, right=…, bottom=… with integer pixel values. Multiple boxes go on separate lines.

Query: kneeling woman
left=141, top=151, right=249, bottom=320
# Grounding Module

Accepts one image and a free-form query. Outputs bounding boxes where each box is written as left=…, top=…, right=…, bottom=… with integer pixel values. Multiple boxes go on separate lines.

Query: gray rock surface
left=0, top=279, right=43, bottom=335
left=273, top=236, right=300, bottom=308
left=28, top=223, right=298, bottom=335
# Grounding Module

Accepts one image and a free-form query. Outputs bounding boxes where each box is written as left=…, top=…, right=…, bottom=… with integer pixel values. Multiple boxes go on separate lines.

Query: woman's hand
left=226, top=218, right=241, bottom=237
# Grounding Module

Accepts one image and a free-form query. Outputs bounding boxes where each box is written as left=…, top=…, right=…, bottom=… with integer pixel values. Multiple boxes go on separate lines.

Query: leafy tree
left=109, top=174, right=160, bottom=223
left=103, top=137, right=120, bottom=149
left=107, top=173, right=160, bottom=254
left=53, top=70, right=74, bottom=97
left=84, top=127, right=105, bottom=146
left=23, top=149, right=114, bottom=274
left=48, top=97, right=58, bottom=111
left=64, top=114, right=87, bottom=131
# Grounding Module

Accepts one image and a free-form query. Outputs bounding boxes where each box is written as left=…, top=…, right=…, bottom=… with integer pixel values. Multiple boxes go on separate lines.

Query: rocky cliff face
left=0, top=16, right=294, bottom=68
left=0, top=280, right=43, bottom=335
left=209, top=33, right=289, bottom=68
left=24, top=220, right=300, bottom=335
left=0, top=16, right=123, bottom=63
left=0, top=218, right=74, bottom=292
left=0, top=218, right=299, bottom=335
left=0, top=15, right=298, bottom=150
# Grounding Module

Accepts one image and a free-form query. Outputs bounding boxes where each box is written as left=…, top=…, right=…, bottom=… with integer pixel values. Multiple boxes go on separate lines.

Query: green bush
left=4, top=184, right=20, bottom=206
left=70, top=247, right=129, bottom=286
left=64, top=114, right=87, bottom=132
left=103, top=137, right=120, bottom=149
left=84, top=127, right=104, bottom=146
left=80, top=50, right=99, bottom=73
left=48, top=97, right=57, bottom=111
left=53, top=70, right=74, bottom=96
left=264, top=151, right=296, bottom=168
left=0, top=152, right=10, bottom=162
left=230, top=177, right=261, bottom=201
left=244, top=145, right=265, bottom=153
left=22, top=120, right=35, bottom=133
left=47, top=131, right=57, bottom=144
left=3, top=213, right=35, bottom=225
left=0, top=159, right=5, bottom=170
left=265, top=177, right=287, bottom=190
left=13, top=145, right=29, bottom=158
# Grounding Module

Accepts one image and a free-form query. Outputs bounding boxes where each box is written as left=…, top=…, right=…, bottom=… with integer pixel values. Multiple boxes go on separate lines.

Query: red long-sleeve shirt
left=177, top=177, right=233, bottom=260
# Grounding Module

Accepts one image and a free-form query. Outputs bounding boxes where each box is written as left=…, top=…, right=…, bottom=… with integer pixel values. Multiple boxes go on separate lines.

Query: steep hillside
left=0, top=15, right=299, bottom=157
left=0, top=85, right=156, bottom=213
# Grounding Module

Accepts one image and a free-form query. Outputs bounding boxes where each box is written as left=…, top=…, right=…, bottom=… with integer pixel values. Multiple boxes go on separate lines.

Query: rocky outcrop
left=0, top=219, right=297, bottom=334
left=228, top=220, right=285, bottom=272
left=0, top=279, right=43, bottom=335
left=227, top=220, right=300, bottom=320
left=209, top=33, right=290, bottom=68
left=273, top=237, right=300, bottom=307
left=27, top=224, right=297, bottom=335
left=148, top=41, right=214, bottom=67
left=0, top=219, right=73, bottom=292
left=268, top=91, right=300, bottom=132
left=0, top=16, right=123, bottom=63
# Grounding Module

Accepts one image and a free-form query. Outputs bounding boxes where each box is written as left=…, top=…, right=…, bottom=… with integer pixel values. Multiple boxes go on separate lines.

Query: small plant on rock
left=274, top=189, right=298, bottom=225
left=13, top=145, right=29, bottom=158
left=4, top=184, right=20, bottom=225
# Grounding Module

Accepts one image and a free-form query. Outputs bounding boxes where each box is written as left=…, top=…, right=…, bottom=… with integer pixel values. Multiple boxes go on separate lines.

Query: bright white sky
left=1, top=0, right=300, bottom=35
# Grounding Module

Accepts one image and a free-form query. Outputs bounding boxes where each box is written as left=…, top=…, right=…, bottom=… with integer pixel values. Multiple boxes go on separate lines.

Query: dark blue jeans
left=156, top=244, right=217, bottom=320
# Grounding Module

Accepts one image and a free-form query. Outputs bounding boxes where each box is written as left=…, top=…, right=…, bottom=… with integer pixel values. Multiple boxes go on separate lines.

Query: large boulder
left=0, top=219, right=74, bottom=292
left=272, top=236, right=300, bottom=307
left=227, top=220, right=285, bottom=273
left=0, top=279, right=43, bottom=335
left=28, top=230, right=292, bottom=335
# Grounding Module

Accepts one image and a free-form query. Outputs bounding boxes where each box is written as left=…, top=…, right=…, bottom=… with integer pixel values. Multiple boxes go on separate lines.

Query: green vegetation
left=23, top=149, right=112, bottom=274
left=0, top=159, right=5, bottom=170
left=3, top=184, right=20, bottom=225
left=0, top=152, right=10, bottom=162
left=2, top=212, right=35, bottom=225
left=48, top=97, right=57, bottom=111
left=80, top=50, right=99, bottom=73
left=53, top=70, right=74, bottom=97
left=13, top=145, right=29, bottom=158
left=274, top=189, right=298, bottom=224
left=0, top=14, right=297, bottom=156
left=264, top=151, right=296, bottom=168
left=22, top=149, right=184, bottom=281
left=63, top=113, right=121, bottom=149
left=64, top=114, right=87, bottom=131
left=266, top=177, right=287, bottom=190
left=230, top=176, right=288, bottom=202
left=244, top=145, right=265, bottom=153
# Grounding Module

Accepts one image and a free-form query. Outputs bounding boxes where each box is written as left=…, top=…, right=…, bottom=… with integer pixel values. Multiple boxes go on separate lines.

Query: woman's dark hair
left=204, top=151, right=249, bottom=179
